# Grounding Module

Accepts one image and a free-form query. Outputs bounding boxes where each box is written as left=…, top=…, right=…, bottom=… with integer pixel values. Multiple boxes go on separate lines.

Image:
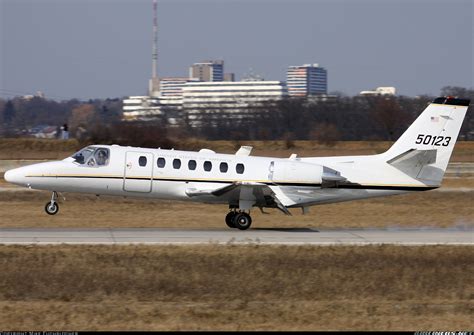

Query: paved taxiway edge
left=0, top=228, right=472, bottom=246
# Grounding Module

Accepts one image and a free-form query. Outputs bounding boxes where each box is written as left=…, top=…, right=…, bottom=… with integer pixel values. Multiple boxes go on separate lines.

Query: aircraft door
left=123, top=152, right=153, bottom=193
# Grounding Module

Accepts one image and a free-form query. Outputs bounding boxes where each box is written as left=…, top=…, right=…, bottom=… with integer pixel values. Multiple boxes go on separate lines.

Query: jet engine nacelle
left=270, top=160, right=324, bottom=184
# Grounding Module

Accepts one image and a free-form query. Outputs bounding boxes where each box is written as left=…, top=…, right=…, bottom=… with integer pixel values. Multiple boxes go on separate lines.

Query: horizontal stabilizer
left=387, top=149, right=437, bottom=179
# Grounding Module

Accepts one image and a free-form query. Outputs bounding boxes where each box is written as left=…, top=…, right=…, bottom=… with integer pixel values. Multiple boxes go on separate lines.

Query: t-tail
left=381, top=96, right=470, bottom=186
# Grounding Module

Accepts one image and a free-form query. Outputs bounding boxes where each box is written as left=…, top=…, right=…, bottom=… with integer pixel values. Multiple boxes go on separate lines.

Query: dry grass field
left=0, top=138, right=80, bottom=159
left=0, top=188, right=472, bottom=229
left=0, top=245, right=472, bottom=330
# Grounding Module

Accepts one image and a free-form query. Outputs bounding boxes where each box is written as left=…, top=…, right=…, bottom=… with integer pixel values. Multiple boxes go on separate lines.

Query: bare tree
left=369, top=98, right=411, bottom=141
left=310, top=122, right=341, bottom=146
left=441, top=86, right=474, bottom=100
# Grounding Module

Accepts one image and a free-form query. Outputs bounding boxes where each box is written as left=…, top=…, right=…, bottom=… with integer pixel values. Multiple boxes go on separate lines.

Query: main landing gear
left=45, top=191, right=59, bottom=215
left=225, top=210, right=252, bottom=230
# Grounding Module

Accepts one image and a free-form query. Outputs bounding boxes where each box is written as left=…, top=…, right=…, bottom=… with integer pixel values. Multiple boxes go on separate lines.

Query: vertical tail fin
left=383, top=96, right=470, bottom=185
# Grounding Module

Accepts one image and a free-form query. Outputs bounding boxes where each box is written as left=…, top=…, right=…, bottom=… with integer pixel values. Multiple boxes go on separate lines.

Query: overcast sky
left=0, top=0, right=472, bottom=100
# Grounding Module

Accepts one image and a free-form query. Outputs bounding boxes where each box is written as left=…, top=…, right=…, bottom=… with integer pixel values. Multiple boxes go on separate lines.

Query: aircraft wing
left=185, top=181, right=267, bottom=197
left=185, top=182, right=293, bottom=215
left=185, top=182, right=242, bottom=197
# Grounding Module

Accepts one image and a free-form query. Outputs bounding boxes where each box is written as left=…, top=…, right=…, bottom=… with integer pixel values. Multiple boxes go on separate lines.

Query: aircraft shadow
left=253, top=228, right=319, bottom=233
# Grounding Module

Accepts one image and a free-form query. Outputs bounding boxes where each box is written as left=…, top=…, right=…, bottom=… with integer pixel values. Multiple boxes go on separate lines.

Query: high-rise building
left=189, top=60, right=224, bottom=82
left=286, top=64, right=327, bottom=97
left=223, top=73, right=235, bottom=82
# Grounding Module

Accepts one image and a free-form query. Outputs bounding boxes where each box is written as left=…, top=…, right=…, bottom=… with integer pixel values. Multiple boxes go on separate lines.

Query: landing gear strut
left=45, top=191, right=59, bottom=215
left=225, top=210, right=252, bottom=230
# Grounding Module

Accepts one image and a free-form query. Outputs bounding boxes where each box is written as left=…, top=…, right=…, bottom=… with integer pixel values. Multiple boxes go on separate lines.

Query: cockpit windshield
left=71, top=146, right=110, bottom=167
left=72, top=147, right=94, bottom=164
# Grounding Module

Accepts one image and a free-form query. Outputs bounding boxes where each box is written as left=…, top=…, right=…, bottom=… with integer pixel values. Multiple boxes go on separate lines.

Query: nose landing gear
left=45, top=191, right=59, bottom=215
left=225, top=210, right=252, bottom=230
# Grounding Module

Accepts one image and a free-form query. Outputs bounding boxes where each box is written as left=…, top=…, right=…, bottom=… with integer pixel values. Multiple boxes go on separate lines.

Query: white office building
left=359, top=86, right=397, bottom=96
left=183, top=80, right=288, bottom=127
left=287, top=64, right=327, bottom=97
left=123, top=80, right=288, bottom=124
left=159, top=77, right=201, bottom=111
left=122, top=78, right=199, bottom=122
left=183, top=80, right=287, bottom=111
left=122, top=96, right=162, bottom=121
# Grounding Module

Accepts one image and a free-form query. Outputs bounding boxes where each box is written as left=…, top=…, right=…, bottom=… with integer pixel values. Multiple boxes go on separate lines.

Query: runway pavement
left=0, top=227, right=472, bottom=245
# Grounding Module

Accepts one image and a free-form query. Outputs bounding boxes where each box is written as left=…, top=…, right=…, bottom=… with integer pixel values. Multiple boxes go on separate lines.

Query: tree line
left=180, top=86, right=473, bottom=143
left=0, top=86, right=472, bottom=148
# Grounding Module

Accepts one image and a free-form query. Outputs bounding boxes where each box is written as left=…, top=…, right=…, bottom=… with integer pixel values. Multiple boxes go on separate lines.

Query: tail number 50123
left=415, top=134, right=451, bottom=146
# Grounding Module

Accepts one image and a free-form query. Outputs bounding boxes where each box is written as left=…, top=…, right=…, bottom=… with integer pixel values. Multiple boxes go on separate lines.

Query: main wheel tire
left=45, top=202, right=59, bottom=215
left=233, top=212, right=252, bottom=230
left=225, top=211, right=236, bottom=228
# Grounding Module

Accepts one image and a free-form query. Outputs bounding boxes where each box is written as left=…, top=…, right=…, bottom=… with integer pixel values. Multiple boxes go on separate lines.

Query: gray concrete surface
left=0, top=228, right=472, bottom=245
left=446, top=162, right=474, bottom=177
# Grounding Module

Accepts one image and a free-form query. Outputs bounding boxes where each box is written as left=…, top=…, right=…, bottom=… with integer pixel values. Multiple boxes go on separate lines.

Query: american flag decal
left=431, top=116, right=439, bottom=122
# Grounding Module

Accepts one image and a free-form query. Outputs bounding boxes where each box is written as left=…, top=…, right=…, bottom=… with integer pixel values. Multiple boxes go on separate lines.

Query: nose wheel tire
left=225, top=211, right=237, bottom=228
left=233, top=212, right=252, bottom=230
left=45, top=202, right=59, bottom=215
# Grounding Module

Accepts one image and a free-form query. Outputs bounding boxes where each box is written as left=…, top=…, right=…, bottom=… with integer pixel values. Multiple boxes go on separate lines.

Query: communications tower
left=148, top=0, right=160, bottom=97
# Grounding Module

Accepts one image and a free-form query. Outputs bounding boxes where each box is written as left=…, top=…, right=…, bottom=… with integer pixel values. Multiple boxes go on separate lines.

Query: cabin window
left=236, top=163, right=245, bottom=174
left=220, top=162, right=228, bottom=173
left=203, top=161, right=212, bottom=172
left=139, top=156, right=147, bottom=167
left=173, top=158, right=181, bottom=169
left=188, top=160, right=197, bottom=170
left=94, top=148, right=109, bottom=166
left=157, top=157, right=166, bottom=168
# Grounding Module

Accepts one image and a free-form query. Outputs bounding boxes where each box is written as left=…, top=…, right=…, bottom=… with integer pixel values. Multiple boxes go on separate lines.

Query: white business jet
left=4, top=96, right=470, bottom=230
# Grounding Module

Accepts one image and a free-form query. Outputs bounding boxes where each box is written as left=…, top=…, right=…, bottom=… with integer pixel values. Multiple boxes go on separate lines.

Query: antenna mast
left=149, top=0, right=160, bottom=96
left=152, top=0, right=158, bottom=79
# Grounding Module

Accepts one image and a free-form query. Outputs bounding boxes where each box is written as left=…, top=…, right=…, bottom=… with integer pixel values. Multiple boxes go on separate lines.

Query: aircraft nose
left=4, top=167, right=26, bottom=186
